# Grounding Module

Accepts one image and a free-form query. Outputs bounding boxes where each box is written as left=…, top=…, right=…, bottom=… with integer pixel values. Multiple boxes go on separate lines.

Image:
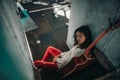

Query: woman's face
left=76, top=31, right=86, bottom=45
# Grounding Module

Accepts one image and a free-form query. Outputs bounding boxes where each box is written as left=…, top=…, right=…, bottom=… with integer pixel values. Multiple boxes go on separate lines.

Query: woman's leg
left=34, top=46, right=61, bottom=69
left=41, top=46, right=62, bottom=61
left=34, top=60, right=58, bottom=70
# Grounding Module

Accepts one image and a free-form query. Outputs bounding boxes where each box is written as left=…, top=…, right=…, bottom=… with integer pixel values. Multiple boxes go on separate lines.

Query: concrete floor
left=23, top=2, right=69, bottom=61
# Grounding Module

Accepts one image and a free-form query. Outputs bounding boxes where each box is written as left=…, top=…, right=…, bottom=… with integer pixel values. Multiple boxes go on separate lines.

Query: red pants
left=34, top=46, right=62, bottom=70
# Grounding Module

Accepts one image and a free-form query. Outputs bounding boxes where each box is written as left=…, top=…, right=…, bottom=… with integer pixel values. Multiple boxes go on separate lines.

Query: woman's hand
left=53, top=55, right=60, bottom=62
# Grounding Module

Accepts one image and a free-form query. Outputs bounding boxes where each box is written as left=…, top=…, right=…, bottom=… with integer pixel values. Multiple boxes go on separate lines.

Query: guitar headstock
left=108, top=22, right=120, bottom=31
left=108, top=17, right=120, bottom=31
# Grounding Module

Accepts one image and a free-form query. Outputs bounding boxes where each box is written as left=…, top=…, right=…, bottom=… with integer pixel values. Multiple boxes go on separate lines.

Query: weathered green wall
left=0, top=0, right=34, bottom=80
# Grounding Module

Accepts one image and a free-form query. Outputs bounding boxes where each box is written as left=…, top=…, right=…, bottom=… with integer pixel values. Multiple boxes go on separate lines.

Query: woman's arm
left=52, top=46, right=77, bottom=62
left=52, top=51, right=68, bottom=62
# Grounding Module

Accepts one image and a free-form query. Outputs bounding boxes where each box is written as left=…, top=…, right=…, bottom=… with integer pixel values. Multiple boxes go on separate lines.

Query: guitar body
left=58, top=53, right=95, bottom=78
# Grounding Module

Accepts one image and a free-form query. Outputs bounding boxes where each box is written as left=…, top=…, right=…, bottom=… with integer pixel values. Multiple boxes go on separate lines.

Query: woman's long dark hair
left=74, top=25, right=92, bottom=49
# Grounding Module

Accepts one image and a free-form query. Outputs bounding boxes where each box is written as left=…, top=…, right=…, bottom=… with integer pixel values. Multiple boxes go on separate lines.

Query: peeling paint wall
left=0, top=0, right=34, bottom=80
left=67, top=0, right=120, bottom=69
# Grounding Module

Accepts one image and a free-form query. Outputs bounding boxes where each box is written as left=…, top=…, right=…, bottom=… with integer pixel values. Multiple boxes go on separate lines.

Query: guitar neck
left=85, top=29, right=108, bottom=54
left=84, top=22, right=120, bottom=55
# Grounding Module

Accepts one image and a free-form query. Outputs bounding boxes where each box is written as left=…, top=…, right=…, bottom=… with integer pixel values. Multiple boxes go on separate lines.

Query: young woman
left=34, top=25, right=92, bottom=70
